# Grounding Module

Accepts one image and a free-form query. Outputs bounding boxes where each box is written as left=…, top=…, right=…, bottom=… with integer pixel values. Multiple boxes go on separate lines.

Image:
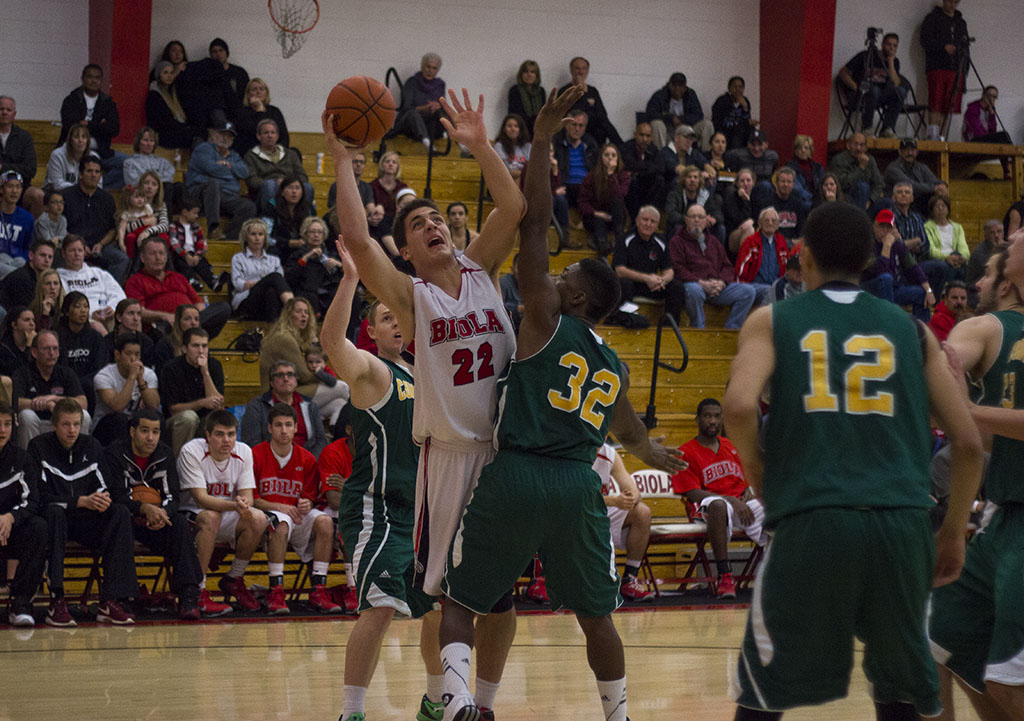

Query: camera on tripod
left=866, top=27, right=884, bottom=44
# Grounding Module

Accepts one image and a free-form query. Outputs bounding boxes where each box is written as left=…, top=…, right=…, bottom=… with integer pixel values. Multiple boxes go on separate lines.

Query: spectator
left=507, top=60, right=546, bottom=134
left=56, top=234, right=125, bottom=330
left=252, top=403, right=339, bottom=614
left=0, top=95, right=44, bottom=217
left=659, top=124, right=713, bottom=189
left=861, top=208, right=934, bottom=321
left=0, top=307, right=34, bottom=378
left=261, top=297, right=350, bottom=426
left=56, top=291, right=109, bottom=410
left=929, top=280, right=969, bottom=342
left=963, top=85, right=1012, bottom=144
left=178, top=409, right=267, bottom=613
left=394, top=53, right=446, bottom=150
left=0, top=400, right=47, bottom=627
left=828, top=132, right=883, bottom=211
left=771, top=255, right=804, bottom=302
left=145, top=61, right=194, bottom=150
left=812, top=172, right=845, bottom=209
left=1, top=238, right=55, bottom=312
left=923, top=193, right=969, bottom=295
left=57, top=64, right=124, bottom=189
left=159, top=327, right=224, bottom=455
left=1004, top=194, right=1024, bottom=237
left=240, top=360, right=328, bottom=457
left=369, top=151, right=409, bottom=221
left=753, top=167, right=806, bottom=245
left=784, top=135, right=823, bottom=209
left=722, top=168, right=757, bottom=258
left=33, top=398, right=137, bottom=625
left=559, top=56, right=622, bottom=146
left=499, top=252, right=523, bottom=332
left=891, top=181, right=929, bottom=262
left=243, top=119, right=310, bottom=216
left=326, top=150, right=374, bottom=210
left=552, top=109, right=598, bottom=212
left=723, top=128, right=777, bottom=188
left=666, top=165, right=724, bottom=242
left=153, top=40, right=188, bottom=81
left=230, top=217, right=293, bottom=321
left=118, top=172, right=170, bottom=259
left=883, top=138, right=941, bottom=207
left=670, top=204, right=756, bottom=329
left=33, top=190, right=68, bottom=246
left=149, top=303, right=200, bottom=373
left=91, top=333, right=159, bottom=445
left=711, top=76, right=756, bottom=150
left=547, top=144, right=570, bottom=233
left=965, top=219, right=1006, bottom=296
left=284, top=217, right=343, bottom=316
left=838, top=32, right=906, bottom=138
left=493, top=114, right=531, bottom=182
left=735, top=207, right=790, bottom=306
left=646, top=73, right=711, bottom=150
left=13, top=330, right=90, bottom=448
left=234, top=78, right=291, bottom=157
left=31, top=269, right=64, bottom=332
left=166, top=193, right=225, bottom=292
left=46, top=124, right=99, bottom=192
left=208, top=38, right=249, bottom=118
left=671, top=398, right=767, bottom=599
left=622, top=122, right=666, bottom=221
left=62, top=157, right=129, bottom=282
left=921, top=0, right=969, bottom=139
left=184, top=111, right=255, bottom=240
left=446, top=202, right=477, bottom=251
left=612, top=206, right=685, bottom=324
left=265, top=175, right=313, bottom=263
left=0, top=170, right=32, bottom=277
left=579, top=143, right=630, bottom=255
left=104, top=298, right=156, bottom=367
left=122, top=128, right=175, bottom=189
left=708, top=131, right=728, bottom=172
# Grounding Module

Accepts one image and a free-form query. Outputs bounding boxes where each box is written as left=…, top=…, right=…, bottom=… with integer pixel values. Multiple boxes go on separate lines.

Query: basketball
left=325, top=76, right=397, bottom=146
left=132, top=484, right=162, bottom=505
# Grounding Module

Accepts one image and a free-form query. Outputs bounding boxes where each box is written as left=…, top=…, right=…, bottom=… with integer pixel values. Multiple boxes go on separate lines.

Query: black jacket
left=920, top=7, right=969, bottom=72
left=58, top=89, right=120, bottom=159
left=29, top=431, right=112, bottom=510
left=0, top=263, right=39, bottom=309
left=0, top=442, right=38, bottom=524
left=645, top=85, right=704, bottom=127
left=0, top=124, right=38, bottom=184
left=104, top=438, right=180, bottom=517
left=553, top=130, right=599, bottom=185
left=144, top=89, right=195, bottom=150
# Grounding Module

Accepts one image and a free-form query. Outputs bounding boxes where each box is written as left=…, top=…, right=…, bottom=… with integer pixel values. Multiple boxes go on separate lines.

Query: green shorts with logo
left=339, top=490, right=436, bottom=619
left=735, top=507, right=940, bottom=716
left=442, top=449, right=621, bottom=617
left=929, top=503, right=1024, bottom=691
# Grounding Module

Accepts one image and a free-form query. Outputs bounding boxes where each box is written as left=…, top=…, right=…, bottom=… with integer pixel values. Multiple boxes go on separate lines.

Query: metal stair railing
left=641, top=312, right=689, bottom=430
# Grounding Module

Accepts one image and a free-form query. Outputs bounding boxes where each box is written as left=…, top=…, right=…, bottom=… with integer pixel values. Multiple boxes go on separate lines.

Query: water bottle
left=316, top=152, right=324, bottom=174
left=174, top=150, right=182, bottom=171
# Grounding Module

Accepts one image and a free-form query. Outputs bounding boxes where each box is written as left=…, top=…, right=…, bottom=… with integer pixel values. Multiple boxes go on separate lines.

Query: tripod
left=844, top=32, right=909, bottom=137
left=941, top=40, right=1013, bottom=144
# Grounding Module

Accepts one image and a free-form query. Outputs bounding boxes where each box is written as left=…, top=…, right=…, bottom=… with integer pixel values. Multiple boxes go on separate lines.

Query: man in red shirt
left=125, top=236, right=231, bottom=339
left=928, top=280, right=969, bottom=342
left=671, top=398, right=767, bottom=598
left=252, top=403, right=340, bottom=614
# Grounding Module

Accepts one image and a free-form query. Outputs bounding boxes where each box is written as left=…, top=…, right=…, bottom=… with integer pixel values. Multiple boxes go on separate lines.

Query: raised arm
left=608, top=367, right=685, bottom=474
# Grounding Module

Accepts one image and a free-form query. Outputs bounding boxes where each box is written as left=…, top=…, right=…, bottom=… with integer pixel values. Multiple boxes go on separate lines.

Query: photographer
left=839, top=30, right=906, bottom=138
left=921, top=0, right=969, bottom=139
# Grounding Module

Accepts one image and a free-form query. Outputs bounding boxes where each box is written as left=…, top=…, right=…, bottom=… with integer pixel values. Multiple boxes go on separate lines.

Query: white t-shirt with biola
left=91, top=362, right=158, bottom=426
left=177, top=438, right=256, bottom=513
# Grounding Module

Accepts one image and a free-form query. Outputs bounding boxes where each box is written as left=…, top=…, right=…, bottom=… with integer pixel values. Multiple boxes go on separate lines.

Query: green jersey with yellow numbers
left=494, top=314, right=623, bottom=463
left=987, top=322, right=1024, bottom=505
left=975, top=310, right=1024, bottom=407
left=762, top=285, right=933, bottom=526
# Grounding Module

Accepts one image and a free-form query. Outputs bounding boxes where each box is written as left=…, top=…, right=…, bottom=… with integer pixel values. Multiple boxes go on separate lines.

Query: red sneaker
left=309, top=584, right=342, bottom=613
left=46, top=598, right=77, bottom=627
left=96, top=600, right=135, bottom=625
left=342, top=586, right=359, bottom=613
left=620, top=577, right=654, bottom=603
left=266, top=584, right=290, bottom=615
left=526, top=578, right=549, bottom=603
left=199, top=588, right=232, bottom=617
left=716, top=572, right=737, bottom=599
left=218, top=575, right=260, bottom=611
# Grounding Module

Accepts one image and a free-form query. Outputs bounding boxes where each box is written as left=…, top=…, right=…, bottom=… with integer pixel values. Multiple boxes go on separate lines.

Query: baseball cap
left=899, top=137, right=918, bottom=149
left=207, top=109, right=236, bottom=135
left=874, top=209, right=895, bottom=226
left=748, top=129, right=767, bottom=144
left=0, top=170, right=23, bottom=186
left=675, top=124, right=696, bottom=139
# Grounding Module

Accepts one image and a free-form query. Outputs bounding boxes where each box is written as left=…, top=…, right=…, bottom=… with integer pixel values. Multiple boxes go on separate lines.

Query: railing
left=641, top=312, right=689, bottom=430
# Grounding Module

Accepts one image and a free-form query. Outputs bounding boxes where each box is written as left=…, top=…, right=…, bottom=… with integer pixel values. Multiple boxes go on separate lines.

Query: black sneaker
left=214, top=271, right=230, bottom=293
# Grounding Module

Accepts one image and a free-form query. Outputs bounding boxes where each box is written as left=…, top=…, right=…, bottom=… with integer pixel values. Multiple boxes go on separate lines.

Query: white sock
left=474, top=678, right=499, bottom=709
left=342, top=685, right=367, bottom=719
left=228, top=558, right=249, bottom=578
left=267, top=562, right=285, bottom=578
left=200, top=575, right=207, bottom=590
left=596, top=678, right=627, bottom=721
left=313, top=561, right=330, bottom=577
left=345, top=562, right=355, bottom=588
left=426, top=673, right=444, bottom=704
left=441, top=642, right=473, bottom=700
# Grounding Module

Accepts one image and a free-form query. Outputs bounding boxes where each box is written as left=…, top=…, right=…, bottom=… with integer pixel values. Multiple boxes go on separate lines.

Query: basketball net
left=268, top=0, right=319, bottom=59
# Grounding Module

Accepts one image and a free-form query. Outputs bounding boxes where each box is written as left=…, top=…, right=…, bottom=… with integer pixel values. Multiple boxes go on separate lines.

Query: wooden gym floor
left=0, top=607, right=983, bottom=721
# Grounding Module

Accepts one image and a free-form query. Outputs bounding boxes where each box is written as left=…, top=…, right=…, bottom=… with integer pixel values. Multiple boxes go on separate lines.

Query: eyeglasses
left=272, top=371, right=296, bottom=379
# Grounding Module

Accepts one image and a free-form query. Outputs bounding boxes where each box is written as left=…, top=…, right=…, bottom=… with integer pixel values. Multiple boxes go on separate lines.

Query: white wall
left=831, top=0, right=1024, bottom=141
left=149, top=0, right=760, bottom=138
left=0, top=0, right=89, bottom=121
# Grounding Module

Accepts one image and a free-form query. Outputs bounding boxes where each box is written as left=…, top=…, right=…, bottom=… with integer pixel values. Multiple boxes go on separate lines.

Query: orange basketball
left=325, top=76, right=397, bottom=146
left=132, top=484, right=162, bottom=505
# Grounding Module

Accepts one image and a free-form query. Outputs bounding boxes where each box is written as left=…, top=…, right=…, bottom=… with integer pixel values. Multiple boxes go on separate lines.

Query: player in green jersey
left=437, top=86, right=683, bottom=721
left=321, top=241, right=443, bottom=721
left=724, top=201, right=983, bottom=721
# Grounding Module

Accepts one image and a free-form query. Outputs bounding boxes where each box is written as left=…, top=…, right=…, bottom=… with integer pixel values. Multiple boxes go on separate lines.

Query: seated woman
left=784, top=134, right=823, bottom=211
left=45, top=124, right=99, bottom=191
left=265, top=176, right=313, bottom=264
left=812, top=172, right=845, bottom=209
left=123, top=127, right=176, bottom=189
left=260, top=296, right=349, bottom=425
left=230, top=217, right=294, bottom=321
left=149, top=303, right=200, bottom=373
left=369, top=151, right=408, bottom=221
left=118, top=171, right=169, bottom=259
left=104, top=298, right=156, bottom=367
left=30, top=269, right=65, bottom=332
left=708, top=132, right=728, bottom=172
left=284, top=217, right=343, bottom=317
left=57, top=291, right=109, bottom=412
left=578, top=143, right=630, bottom=255
left=243, top=119, right=312, bottom=215
left=145, top=61, right=194, bottom=150
left=0, top=306, right=35, bottom=377
left=722, top=167, right=757, bottom=259
left=507, top=60, right=546, bottom=134
left=447, top=202, right=478, bottom=251
left=394, top=53, right=446, bottom=150
left=234, top=77, right=291, bottom=157
left=493, top=114, right=531, bottom=183
left=923, top=194, right=969, bottom=296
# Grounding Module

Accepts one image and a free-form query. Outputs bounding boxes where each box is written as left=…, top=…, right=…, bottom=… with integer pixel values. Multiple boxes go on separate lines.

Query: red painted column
left=89, top=0, right=153, bottom=144
left=759, top=0, right=837, bottom=165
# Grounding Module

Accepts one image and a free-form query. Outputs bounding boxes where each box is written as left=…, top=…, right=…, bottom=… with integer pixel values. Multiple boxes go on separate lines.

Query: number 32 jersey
left=495, top=314, right=622, bottom=464
left=412, top=254, right=516, bottom=446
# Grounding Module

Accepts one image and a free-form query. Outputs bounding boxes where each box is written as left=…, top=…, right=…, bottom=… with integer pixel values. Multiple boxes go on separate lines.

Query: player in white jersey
left=324, top=87, right=525, bottom=718
left=178, top=409, right=268, bottom=613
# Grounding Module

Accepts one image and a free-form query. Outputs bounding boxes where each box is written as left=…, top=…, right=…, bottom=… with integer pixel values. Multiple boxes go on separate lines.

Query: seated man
left=91, top=333, right=160, bottom=445
left=178, top=410, right=268, bottom=612
left=928, top=279, right=969, bottom=342
left=13, top=330, right=91, bottom=448
left=0, top=400, right=48, bottom=627
left=327, top=150, right=374, bottom=210
left=499, top=252, right=524, bottom=333
left=665, top=164, right=724, bottom=242
left=724, top=129, right=779, bottom=186
left=105, top=409, right=227, bottom=619
left=860, top=208, right=935, bottom=321
left=711, top=76, right=756, bottom=151
left=611, top=206, right=685, bottom=325
left=58, top=65, right=124, bottom=188
left=184, top=112, right=255, bottom=240
left=837, top=32, right=907, bottom=138
left=771, top=255, right=804, bottom=303
left=593, top=441, right=653, bottom=602
left=61, top=156, right=128, bottom=282
left=252, top=403, right=340, bottom=615
left=559, top=56, right=622, bottom=146
left=965, top=219, right=1006, bottom=305
left=552, top=109, right=598, bottom=210
left=159, top=327, right=225, bottom=455
left=125, top=236, right=231, bottom=340
left=240, top=360, right=328, bottom=457
left=243, top=118, right=312, bottom=215
left=0, top=95, right=44, bottom=217
left=735, top=207, right=790, bottom=307
left=394, top=53, right=446, bottom=150
left=670, top=204, right=756, bottom=329
left=621, top=122, right=666, bottom=220
left=0, top=170, right=32, bottom=279
left=645, top=73, right=711, bottom=150
left=659, top=124, right=713, bottom=191
left=671, top=398, right=767, bottom=599
left=752, top=167, right=806, bottom=245
left=32, top=398, right=137, bottom=625
left=891, top=181, right=929, bottom=262
left=0, top=238, right=55, bottom=313
left=883, top=138, right=940, bottom=207
left=828, top=132, right=883, bottom=211
left=56, top=234, right=126, bottom=328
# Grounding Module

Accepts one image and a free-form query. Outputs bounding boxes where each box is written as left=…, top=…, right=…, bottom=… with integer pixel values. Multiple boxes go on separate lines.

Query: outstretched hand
left=321, top=109, right=354, bottom=160
left=438, top=89, right=488, bottom=150
left=533, top=85, right=585, bottom=139
left=642, top=436, right=687, bottom=474
left=336, top=236, right=358, bottom=279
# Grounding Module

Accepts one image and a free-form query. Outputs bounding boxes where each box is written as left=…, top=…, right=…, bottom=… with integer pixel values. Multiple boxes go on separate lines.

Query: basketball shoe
left=442, top=693, right=480, bottom=721
left=199, top=588, right=232, bottom=616
left=219, top=575, right=260, bottom=611
left=416, top=694, right=444, bottom=721
left=309, top=584, right=343, bottom=613
left=8, top=604, right=35, bottom=627
left=266, top=584, right=290, bottom=615
left=96, top=600, right=135, bottom=625
left=716, top=572, right=737, bottom=599
left=619, top=577, right=653, bottom=602
left=525, top=577, right=548, bottom=603
left=46, top=598, right=77, bottom=627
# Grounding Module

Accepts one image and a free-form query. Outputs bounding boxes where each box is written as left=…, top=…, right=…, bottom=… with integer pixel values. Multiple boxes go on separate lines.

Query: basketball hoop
left=268, top=0, right=319, bottom=59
